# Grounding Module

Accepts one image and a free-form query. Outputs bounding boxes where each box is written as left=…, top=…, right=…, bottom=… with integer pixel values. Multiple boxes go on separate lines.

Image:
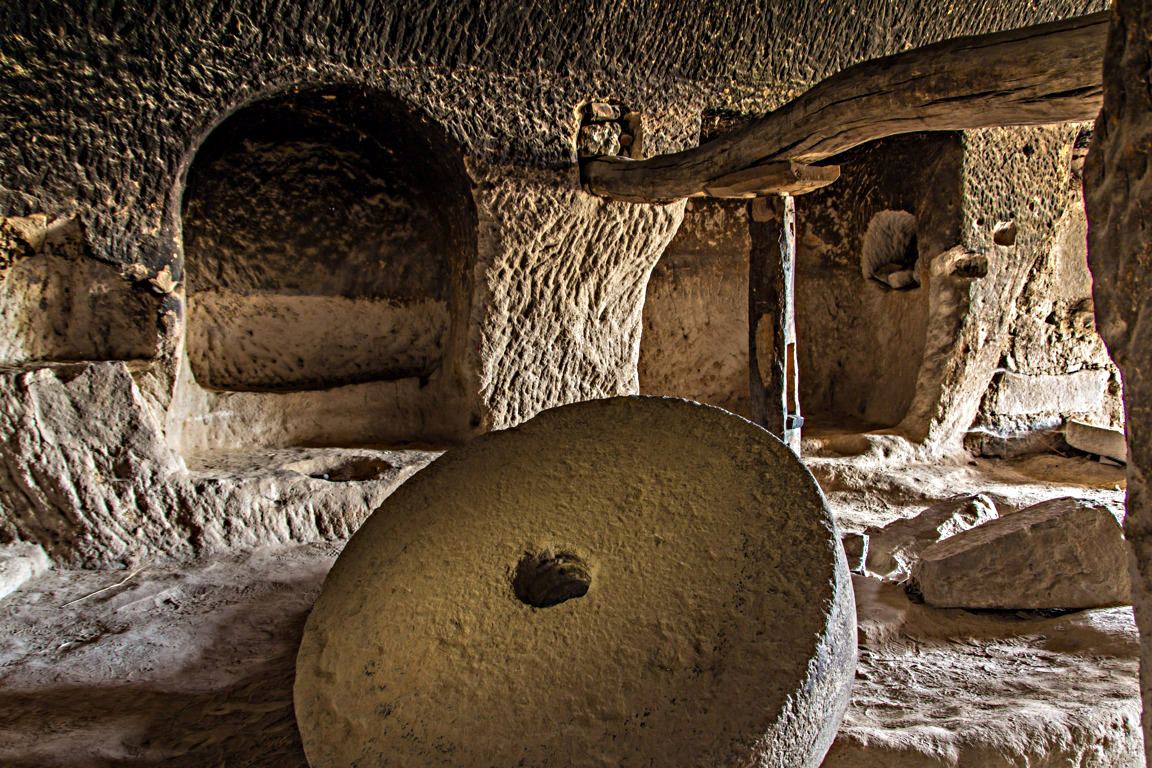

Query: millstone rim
left=295, top=396, right=856, bottom=768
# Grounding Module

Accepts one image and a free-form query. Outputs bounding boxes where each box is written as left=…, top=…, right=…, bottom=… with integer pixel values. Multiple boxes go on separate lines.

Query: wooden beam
left=584, top=12, right=1108, bottom=203
left=699, top=161, right=840, bottom=198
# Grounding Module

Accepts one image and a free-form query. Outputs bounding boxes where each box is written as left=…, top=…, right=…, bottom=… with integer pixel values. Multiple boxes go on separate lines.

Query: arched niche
left=175, top=84, right=477, bottom=452
left=794, top=133, right=962, bottom=433
left=181, top=84, right=473, bottom=391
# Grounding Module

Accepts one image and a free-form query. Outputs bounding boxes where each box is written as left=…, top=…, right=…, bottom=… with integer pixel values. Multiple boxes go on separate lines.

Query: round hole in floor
left=308, top=457, right=393, bottom=482
left=512, top=550, right=591, bottom=608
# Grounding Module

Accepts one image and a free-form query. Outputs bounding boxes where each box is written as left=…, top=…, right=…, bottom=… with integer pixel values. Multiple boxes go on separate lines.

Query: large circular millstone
left=294, top=396, right=856, bottom=767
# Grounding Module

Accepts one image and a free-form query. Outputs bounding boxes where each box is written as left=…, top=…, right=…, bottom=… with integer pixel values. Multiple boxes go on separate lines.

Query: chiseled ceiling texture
left=0, top=0, right=1107, bottom=272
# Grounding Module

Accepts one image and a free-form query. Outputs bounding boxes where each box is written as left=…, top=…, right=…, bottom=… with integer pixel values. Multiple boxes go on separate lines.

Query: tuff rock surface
left=1084, top=2, right=1152, bottom=756
left=912, top=497, right=1130, bottom=610
left=0, top=543, right=49, bottom=602
left=1066, top=419, right=1128, bottom=463
left=864, top=493, right=999, bottom=580
left=0, top=361, right=438, bottom=567
left=824, top=575, right=1143, bottom=768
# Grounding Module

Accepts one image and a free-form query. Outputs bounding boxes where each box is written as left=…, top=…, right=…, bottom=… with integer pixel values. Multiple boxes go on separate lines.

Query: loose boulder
left=911, top=497, right=1130, bottom=610
left=1065, top=419, right=1127, bottom=463
left=865, top=494, right=999, bottom=580
left=295, top=396, right=856, bottom=768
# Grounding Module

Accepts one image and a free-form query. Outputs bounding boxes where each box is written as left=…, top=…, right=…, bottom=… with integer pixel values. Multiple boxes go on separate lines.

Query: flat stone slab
left=1066, top=419, right=1127, bottom=463
left=295, top=396, right=856, bottom=768
left=912, top=497, right=1130, bottom=610
left=864, top=494, right=998, bottom=580
left=989, top=370, right=1109, bottom=416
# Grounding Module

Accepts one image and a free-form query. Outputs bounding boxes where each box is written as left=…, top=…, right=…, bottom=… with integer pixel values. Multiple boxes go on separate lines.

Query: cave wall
left=169, top=84, right=482, bottom=453
left=639, top=199, right=752, bottom=419
left=974, top=168, right=1124, bottom=450
left=789, top=125, right=1102, bottom=455
left=795, top=133, right=963, bottom=431
left=1084, top=0, right=1152, bottom=757
left=0, top=0, right=1114, bottom=563
left=887, top=125, right=1091, bottom=452
left=0, top=216, right=161, bottom=366
left=181, top=86, right=471, bottom=394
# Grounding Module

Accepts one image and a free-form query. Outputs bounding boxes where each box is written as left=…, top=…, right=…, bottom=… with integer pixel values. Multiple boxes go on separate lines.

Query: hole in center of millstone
left=512, top=551, right=591, bottom=608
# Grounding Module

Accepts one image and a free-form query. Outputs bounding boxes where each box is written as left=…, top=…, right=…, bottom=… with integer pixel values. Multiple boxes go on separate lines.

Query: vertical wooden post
left=749, top=194, right=802, bottom=452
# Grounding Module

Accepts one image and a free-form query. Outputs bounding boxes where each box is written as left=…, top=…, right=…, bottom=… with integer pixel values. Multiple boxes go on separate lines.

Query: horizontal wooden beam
left=699, top=161, right=841, bottom=198
left=583, top=11, right=1108, bottom=203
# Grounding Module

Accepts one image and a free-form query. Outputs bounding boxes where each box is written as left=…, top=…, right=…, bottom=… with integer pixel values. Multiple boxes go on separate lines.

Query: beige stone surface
left=900, top=126, right=1085, bottom=450
left=468, top=164, right=685, bottom=430
left=0, top=544, right=337, bottom=767
left=1066, top=419, right=1127, bottom=463
left=0, top=361, right=439, bottom=566
left=169, top=354, right=458, bottom=453
left=295, top=397, right=856, bottom=768
left=639, top=199, right=752, bottom=418
left=0, top=539, right=1138, bottom=768
left=186, top=292, right=449, bottom=391
left=912, top=497, right=1130, bottom=609
left=0, top=216, right=160, bottom=366
left=1056, top=0, right=1152, bottom=756
left=823, top=576, right=1144, bottom=768
left=840, top=531, right=868, bottom=573
left=794, top=134, right=951, bottom=433
left=864, top=493, right=999, bottom=579
left=977, top=181, right=1124, bottom=437
left=0, top=542, right=49, bottom=602
left=987, top=369, right=1110, bottom=416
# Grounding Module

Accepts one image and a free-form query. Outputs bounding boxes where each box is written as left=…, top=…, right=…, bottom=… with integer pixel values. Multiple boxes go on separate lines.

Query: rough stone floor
left=0, top=450, right=1140, bottom=767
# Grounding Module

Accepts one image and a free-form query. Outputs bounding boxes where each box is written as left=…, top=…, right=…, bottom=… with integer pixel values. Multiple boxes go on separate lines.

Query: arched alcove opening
left=174, top=84, right=477, bottom=453
left=794, top=134, right=962, bottom=435
left=638, top=199, right=752, bottom=418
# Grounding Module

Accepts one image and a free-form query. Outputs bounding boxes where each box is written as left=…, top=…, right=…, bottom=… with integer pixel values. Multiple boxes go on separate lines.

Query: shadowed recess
left=513, top=550, right=592, bottom=608
left=181, top=84, right=476, bottom=392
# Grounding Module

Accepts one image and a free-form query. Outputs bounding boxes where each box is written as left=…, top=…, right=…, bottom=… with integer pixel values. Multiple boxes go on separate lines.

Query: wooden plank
left=700, top=161, right=840, bottom=198
left=584, top=12, right=1108, bottom=203
left=748, top=194, right=801, bottom=451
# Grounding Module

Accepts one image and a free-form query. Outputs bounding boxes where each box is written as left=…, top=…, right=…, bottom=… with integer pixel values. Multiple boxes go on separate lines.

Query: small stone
left=0, top=542, right=50, bottom=602
left=911, top=497, right=1130, bottom=610
left=1066, top=420, right=1127, bottom=463
left=148, top=265, right=178, bottom=294
left=578, top=122, right=622, bottom=157
left=865, top=494, right=998, bottom=580
left=882, top=269, right=917, bottom=289
left=587, top=102, right=621, bottom=121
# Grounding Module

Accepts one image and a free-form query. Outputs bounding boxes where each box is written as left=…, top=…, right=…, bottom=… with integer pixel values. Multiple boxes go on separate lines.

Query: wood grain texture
left=700, top=162, right=841, bottom=198
left=584, top=12, right=1108, bottom=202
